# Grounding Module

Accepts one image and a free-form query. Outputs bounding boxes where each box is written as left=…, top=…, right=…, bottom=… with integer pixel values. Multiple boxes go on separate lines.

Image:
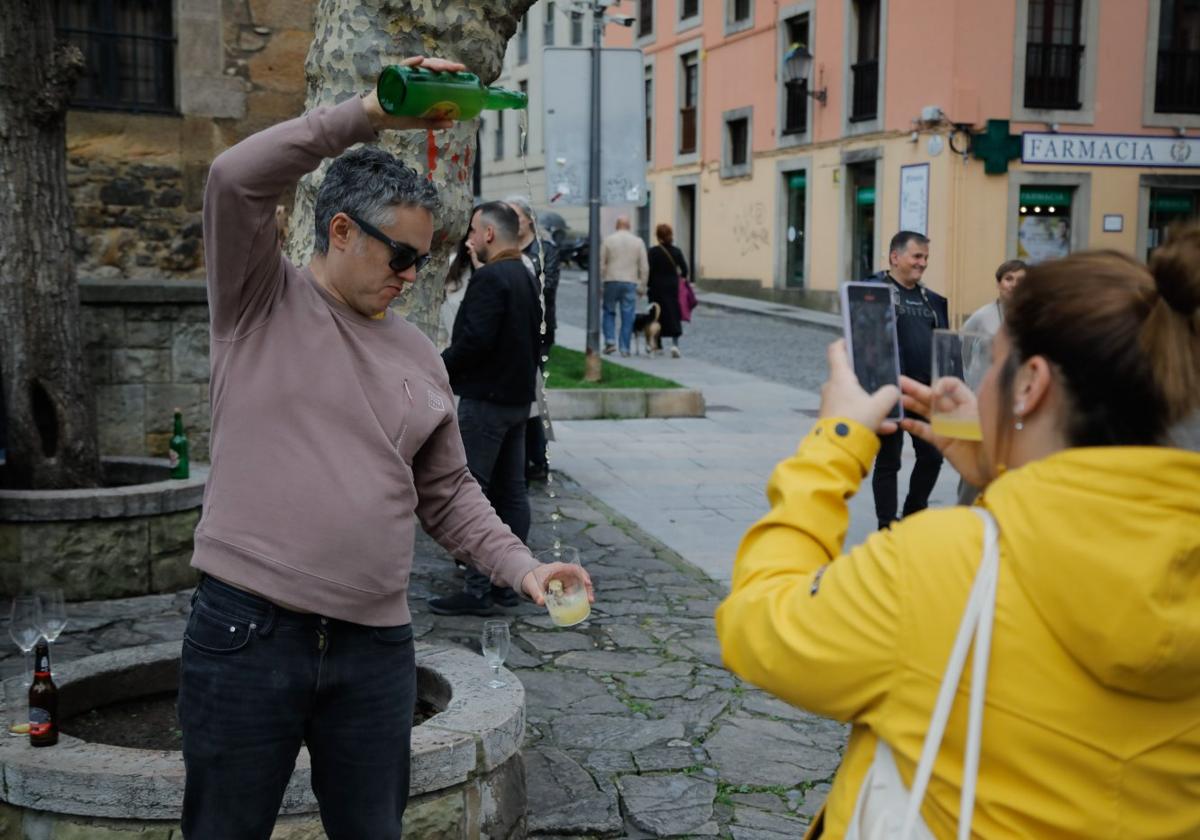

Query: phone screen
left=843, top=283, right=902, bottom=420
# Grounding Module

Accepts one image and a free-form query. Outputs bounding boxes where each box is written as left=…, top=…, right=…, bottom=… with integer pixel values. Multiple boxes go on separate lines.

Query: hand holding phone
left=818, top=340, right=901, bottom=435
left=840, top=282, right=904, bottom=421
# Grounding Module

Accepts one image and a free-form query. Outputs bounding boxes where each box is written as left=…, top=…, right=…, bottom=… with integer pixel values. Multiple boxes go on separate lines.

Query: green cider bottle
left=168, top=408, right=189, bottom=480
left=376, top=66, right=527, bottom=121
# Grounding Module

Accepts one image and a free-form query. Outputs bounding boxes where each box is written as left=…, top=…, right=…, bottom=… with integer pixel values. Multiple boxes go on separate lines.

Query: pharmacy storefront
left=1012, top=132, right=1200, bottom=264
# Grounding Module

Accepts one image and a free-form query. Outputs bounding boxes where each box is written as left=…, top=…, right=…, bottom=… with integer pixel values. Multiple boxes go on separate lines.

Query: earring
left=1014, top=419, right=1024, bottom=431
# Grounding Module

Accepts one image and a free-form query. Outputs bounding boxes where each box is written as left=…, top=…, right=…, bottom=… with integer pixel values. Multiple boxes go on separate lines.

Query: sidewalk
left=550, top=315, right=960, bottom=585
left=3, top=474, right=841, bottom=838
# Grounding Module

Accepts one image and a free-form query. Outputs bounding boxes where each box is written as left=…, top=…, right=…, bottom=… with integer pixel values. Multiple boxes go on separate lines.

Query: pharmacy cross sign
left=971, top=119, right=1023, bottom=175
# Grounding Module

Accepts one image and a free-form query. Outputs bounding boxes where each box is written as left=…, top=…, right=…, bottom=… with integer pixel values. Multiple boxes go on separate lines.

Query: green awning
left=856, top=186, right=876, bottom=206
left=788, top=173, right=807, bottom=190
left=1019, top=187, right=1072, bottom=206
left=1150, top=193, right=1196, bottom=214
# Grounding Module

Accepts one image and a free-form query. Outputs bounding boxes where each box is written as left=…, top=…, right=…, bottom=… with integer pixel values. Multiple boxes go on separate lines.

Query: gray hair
left=502, top=194, right=536, bottom=225
left=313, top=146, right=440, bottom=255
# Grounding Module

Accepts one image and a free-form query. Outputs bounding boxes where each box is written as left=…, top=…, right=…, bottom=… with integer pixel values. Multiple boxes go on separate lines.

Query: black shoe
left=490, top=586, right=520, bottom=608
left=428, top=591, right=495, bottom=616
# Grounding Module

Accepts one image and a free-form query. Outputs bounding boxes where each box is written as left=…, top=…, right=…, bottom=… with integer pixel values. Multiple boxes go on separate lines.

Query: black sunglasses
left=345, top=212, right=432, bottom=274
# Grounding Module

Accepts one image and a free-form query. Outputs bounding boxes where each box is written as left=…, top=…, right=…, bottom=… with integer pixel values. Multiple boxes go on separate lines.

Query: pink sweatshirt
left=191, top=96, right=539, bottom=625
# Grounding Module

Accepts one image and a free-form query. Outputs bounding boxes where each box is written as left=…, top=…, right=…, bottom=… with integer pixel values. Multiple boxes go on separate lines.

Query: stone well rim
left=0, top=640, right=524, bottom=819
left=0, top=457, right=207, bottom=522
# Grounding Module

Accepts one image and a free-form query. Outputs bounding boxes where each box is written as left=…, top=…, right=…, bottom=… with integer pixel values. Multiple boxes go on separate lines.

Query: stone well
left=0, top=457, right=206, bottom=600
left=0, top=641, right=526, bottom=839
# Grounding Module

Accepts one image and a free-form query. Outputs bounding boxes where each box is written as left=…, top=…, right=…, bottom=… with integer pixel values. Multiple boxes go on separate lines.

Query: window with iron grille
left=850, top=0, right=880, bottom=122
left=570, top=10, right=584, bottom=45
left=681, top=0, right=699, bottom=20
left=544, top=2, right=556, bottom=47
left=849, top=0, right=880, bottom=123
left=517, top=13, right=529, bottom=64
left=645, top=65, right=654, bottom=161
left=783, top=14, right=810, bottom=136
left=1155, top=0, right=1200, bottom=113
left=679, top=52, right=699, bottom=154
left=638, top=0, right=654, bottom=38
left=54, top=0, right=176, bottom=113
left=1024, top=0, right=1084, bottom=110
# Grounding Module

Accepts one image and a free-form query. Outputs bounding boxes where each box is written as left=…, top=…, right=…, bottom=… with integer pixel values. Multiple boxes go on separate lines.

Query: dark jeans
left=457, top=398, right=531, bottom=598
left=526, top=416, right=548, bottom=475
left=179, top=575, right=415, bottom=840
left=871, top=419, right=944, bottom=528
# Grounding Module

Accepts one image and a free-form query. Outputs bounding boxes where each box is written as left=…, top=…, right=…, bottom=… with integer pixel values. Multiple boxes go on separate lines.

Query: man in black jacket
left=432, top=202, right=542, bottom=615
left=865, top=231, right=949, bottom=529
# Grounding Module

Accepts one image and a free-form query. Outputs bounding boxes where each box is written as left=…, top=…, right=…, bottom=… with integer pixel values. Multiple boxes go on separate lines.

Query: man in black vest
left=864, top=231, right=949, bottom=529
left=432, top=202, right=542, bottom=615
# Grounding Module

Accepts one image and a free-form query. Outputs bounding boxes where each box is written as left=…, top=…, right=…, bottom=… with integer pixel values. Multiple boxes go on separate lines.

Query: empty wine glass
left=36, top=589, right=67, bottom=673
left=8, top=595, right=41, bottom=735
left=481, top=620, right=510, bottom=689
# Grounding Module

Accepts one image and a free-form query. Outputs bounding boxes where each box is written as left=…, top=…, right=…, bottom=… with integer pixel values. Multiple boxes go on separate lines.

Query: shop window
left=1155, top=0, right=1200, bottom=114
left=1147, top=189, right=1199, bottom=259
left=54, top=0, right=176, bottom=113
left=1023, top=0, right=1084, bottom=110
left=1017, top=186, right=1074, bottom=262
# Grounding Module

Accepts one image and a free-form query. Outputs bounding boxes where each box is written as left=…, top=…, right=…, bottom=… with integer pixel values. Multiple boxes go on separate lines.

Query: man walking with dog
left=600, top=215, right=649, bottom=357
left=431, top=201, right=543, bottom=616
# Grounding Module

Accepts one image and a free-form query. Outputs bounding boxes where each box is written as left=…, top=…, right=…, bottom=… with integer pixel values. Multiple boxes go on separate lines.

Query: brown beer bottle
left=28, top=640, right=58, bottom=747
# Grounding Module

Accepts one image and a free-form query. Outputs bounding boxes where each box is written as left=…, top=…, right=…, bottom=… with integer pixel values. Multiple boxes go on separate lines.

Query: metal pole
left=583, top=1, right=604, bottom=382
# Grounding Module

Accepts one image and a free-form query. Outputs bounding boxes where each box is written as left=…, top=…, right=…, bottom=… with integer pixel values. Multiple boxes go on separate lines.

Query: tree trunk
left=289, top=0, right=536, bottom=342
left=0, top=1, right=100, bottom=489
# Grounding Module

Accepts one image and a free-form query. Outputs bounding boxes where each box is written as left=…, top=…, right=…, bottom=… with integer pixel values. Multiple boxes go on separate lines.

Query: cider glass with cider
left=931, top=330, right=992, bottom=441
left=539, top=547, right=590, bottom=627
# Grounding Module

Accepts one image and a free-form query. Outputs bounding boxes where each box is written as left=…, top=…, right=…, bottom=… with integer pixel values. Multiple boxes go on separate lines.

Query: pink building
left=608, top=0, right=1200, bottom=320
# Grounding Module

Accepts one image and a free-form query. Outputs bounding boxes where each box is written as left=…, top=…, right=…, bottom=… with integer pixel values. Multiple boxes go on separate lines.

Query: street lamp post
left=584, top=1, right=603, bottom=381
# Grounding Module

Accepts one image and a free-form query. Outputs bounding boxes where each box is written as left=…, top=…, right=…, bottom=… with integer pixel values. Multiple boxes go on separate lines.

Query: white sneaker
left=670, top=346, right=681, bottom=358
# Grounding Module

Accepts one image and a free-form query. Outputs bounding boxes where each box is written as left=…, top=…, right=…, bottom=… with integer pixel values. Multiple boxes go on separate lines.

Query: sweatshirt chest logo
left=428, top=391, right=446, bottom=412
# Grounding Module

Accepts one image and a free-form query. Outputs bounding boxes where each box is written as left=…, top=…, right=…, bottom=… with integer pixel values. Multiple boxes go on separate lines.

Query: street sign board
left=543, top=47, right=647, bottom=208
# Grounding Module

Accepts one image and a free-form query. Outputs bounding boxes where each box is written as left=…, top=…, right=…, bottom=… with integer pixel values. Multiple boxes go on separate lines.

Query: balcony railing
left=849, top=60, right=878, bottom=122
left=1024, top=42, right=1084, bottom=110
left=783, top=79, right=808, bottom=135
left=679, top=106, right=697, bottom=154
left=1155, top=49, right=1200, bottom=114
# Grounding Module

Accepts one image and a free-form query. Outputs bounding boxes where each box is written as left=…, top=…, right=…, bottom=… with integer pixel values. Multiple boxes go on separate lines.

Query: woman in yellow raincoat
left=716, top=228, right=1200, bottom=838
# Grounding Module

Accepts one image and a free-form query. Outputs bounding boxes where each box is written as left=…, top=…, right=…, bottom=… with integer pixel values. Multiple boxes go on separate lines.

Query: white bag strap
left=900, top=509, right=1000, bottom=840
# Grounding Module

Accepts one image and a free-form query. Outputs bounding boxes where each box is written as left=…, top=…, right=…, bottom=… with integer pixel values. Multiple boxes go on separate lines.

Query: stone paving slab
left=0, top=472, right=846, bottom=838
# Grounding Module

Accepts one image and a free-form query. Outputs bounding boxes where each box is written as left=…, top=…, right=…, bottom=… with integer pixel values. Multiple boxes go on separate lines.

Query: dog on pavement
left=632, top=302, right=662, bottom=355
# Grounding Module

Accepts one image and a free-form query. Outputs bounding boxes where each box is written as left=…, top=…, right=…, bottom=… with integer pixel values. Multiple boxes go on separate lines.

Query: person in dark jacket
left=647, top=223, right=688, bottom=357
left=432, top=201, right=542, bottom=615
left=505, top=195, right=559, bottom=482
left=864, top=230, right=949, bottom=529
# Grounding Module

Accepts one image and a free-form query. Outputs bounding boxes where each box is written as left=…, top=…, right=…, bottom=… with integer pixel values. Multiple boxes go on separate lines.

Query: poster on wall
left=1017, top=216, right=1071, bottom=263
left=899, top=164, right=930, bottom=235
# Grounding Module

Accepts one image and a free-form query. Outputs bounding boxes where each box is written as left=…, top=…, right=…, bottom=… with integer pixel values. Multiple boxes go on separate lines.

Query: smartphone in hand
left=840, top=281, right=904, bottom=420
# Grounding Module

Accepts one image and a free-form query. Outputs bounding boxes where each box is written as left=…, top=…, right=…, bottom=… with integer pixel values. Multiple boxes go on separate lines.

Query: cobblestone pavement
left=555, top=270, right=836, bottom=394
left=2, top=472, right=846, bottom=838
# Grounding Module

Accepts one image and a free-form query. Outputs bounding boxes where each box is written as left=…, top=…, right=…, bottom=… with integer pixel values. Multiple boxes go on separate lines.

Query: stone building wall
left=80, top=280, right=212, bottom=461
left=66, top=0, right=314, bottom=280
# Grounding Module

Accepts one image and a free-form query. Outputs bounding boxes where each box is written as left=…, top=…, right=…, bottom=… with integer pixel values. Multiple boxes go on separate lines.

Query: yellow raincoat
left=716, top=417, right=1200, bottom=838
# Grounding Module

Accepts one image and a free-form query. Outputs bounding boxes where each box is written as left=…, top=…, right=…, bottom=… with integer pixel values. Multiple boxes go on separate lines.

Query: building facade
left=608, top=0, right=1200, bottom=322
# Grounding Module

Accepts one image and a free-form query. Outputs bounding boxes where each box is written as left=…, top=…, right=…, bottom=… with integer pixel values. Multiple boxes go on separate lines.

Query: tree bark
left=290, top=0, right=536, bottom=342
left=0, top=1, right=100, bottom=489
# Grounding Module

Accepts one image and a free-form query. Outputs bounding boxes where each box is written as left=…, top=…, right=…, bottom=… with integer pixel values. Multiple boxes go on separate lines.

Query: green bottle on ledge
left=168, top=408, right=189, bottom=480
left=376, top=66, right=527, bottom=121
